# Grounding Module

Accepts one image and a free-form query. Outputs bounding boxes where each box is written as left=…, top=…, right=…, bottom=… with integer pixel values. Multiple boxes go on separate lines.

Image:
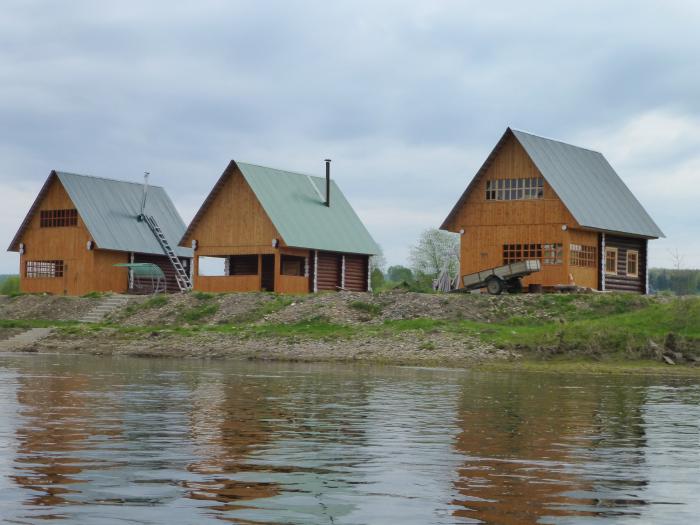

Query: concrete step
left=0, top=327, right=53, bottom=350
left=79, top=295, right=130, bottom=324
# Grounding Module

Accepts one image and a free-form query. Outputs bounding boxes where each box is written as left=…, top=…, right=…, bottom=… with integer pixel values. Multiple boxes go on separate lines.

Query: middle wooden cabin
left=180, top=160, right=379, bottom=293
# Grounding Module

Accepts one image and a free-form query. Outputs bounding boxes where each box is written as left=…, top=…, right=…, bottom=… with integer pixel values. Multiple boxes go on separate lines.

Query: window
left=281, top=255, right=306, bottom=276
left=627, top=250, right=639, bottom=277
left=40, top=209, right=78, bottom=228
left=486, top=177, right=544, bottom=201
left=605, top=247, right=618, bottom=275
left=543, top=243, right=563, bottom=265
left=502, top=243, right=561, bottom=265
left=229, top=255, right=258, bottom=276
left=26, top=260, right=64, bottom=278
left=570, top=244, right=596, bottom=268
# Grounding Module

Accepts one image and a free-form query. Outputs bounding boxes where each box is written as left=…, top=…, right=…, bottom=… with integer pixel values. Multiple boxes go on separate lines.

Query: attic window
left=40, top=209, right=78, bottom=228
left=486, top=178, right=544, bottom=201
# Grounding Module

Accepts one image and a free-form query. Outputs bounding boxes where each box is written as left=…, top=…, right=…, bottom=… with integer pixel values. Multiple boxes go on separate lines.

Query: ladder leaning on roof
left=144, top=215, right=192, bottom=292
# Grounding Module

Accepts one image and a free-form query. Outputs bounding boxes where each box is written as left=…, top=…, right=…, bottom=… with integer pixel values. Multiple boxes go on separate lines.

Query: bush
left=0, top=276, right=20, bottom=296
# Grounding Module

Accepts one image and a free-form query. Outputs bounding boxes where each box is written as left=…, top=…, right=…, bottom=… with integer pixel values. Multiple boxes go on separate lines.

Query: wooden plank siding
left=17, top=178, right=129, bottom=295
left=444, top=133, right=582, bottom=288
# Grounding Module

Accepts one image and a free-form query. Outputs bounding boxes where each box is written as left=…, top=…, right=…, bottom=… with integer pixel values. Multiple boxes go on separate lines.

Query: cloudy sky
left=1, top=0, right=699, bottom=273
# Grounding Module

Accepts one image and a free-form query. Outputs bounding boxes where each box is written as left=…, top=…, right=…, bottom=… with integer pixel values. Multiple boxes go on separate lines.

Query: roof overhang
left=7, top=170, right=59, bottom=252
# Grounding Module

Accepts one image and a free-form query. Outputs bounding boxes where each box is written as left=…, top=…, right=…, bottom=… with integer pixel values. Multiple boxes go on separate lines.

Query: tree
left=386, top=265, right=414, bottom=283
left=370, top=268, right=385, bottom=290
left=408, top=228, right=460, bottom=279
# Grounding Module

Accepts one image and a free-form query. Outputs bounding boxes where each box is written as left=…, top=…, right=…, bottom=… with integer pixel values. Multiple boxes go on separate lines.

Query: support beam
left=600, top=233, right=606, bottom=291
left=367, top=256, right=372, bottom=292
left=313, top=250, right=318, bottom=293
left=341, top=255, right=346, bottom=290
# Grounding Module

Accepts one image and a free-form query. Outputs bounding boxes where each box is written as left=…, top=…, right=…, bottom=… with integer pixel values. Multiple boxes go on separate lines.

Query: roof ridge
left=510, top=128, right=603, bottom=155
left=236, top=161, right=326, bottom=181
left=56, top=171, right=165, bottom=189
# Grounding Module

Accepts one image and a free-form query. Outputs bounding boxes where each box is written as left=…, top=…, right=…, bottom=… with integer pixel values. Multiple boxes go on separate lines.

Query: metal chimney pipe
left=139, top=171, right=150, bottom=220
left=324, top=159, right=331, bottom=207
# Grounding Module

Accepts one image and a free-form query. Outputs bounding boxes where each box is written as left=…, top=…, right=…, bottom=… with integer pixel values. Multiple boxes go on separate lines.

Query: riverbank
left=1, top=291, right=698, bottom=371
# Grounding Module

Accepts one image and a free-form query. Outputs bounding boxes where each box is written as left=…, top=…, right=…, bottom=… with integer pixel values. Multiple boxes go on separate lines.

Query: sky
left=1, top=0, right=699, bottom=273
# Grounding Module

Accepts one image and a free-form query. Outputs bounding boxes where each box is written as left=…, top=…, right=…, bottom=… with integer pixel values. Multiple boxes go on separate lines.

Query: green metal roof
left=9, top=171, right=193, bottom=257
left=182, top=161, right=379, bottom=255
left=442, top=128, right=664, bottom=239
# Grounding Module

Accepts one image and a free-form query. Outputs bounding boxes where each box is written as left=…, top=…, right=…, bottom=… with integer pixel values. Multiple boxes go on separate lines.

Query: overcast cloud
left=1, top=0, right=699, bottom=273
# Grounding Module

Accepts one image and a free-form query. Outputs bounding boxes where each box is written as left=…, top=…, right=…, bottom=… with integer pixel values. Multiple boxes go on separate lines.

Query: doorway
left=261, top=255, right=275, bottom=292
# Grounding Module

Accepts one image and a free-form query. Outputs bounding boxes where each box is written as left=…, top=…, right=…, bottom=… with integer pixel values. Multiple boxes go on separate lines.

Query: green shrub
left=143, top=294, right=168, bottom=309
left=0, top=276, right=20, bottom=296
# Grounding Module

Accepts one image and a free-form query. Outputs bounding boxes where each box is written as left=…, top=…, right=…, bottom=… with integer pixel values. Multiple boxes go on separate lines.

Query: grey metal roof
left=181, top=161, right=380, bottom=255
left=9, top=171, right=192, bottom=257
left=441, top=128, right=664, bottom=238
left=511, top=129, right=664, bottom=238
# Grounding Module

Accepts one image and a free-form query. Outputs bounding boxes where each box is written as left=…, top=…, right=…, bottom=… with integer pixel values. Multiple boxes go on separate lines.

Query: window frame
left=626, top=249, right=639, bottom=278
left=25, top=260, right=64, bottom=278
left=605, top=247, right=618, bottom=275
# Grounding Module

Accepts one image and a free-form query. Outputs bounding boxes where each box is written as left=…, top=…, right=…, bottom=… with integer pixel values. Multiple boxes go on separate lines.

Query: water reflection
left=0, top=354, right=699, bottom=524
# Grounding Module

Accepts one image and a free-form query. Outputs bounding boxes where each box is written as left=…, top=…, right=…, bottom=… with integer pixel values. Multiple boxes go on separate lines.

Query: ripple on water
left=0, top=354, right=699, bottom=524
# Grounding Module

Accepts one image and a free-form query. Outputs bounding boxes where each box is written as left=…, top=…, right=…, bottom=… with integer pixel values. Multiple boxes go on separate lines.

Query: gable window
left=486, top=177, right=544, bottom=201
left=26, top=260, right=64, bottom=278
left=40, top=209, right=78, bottom=228
left=627, top=250, right=639, bottom=278
left=570, top=244, right=596, bottom=268
left=605, top=247, right=618, bottom=275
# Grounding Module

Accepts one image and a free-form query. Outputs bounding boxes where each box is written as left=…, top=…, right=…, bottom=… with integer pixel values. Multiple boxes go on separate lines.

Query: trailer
left=457, top=259, right=541, bottom=295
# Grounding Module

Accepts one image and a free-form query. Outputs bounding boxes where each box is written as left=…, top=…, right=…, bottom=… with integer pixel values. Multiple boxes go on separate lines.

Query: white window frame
left=605, top=247, right=618, bottom=275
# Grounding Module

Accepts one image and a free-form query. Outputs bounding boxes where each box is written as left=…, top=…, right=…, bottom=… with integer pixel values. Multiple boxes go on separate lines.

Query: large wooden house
left=441, top=128, right=664, bottom=293
left=180, top=160, right=379, bottom=293
left=8, top=171, right=192, bottom=295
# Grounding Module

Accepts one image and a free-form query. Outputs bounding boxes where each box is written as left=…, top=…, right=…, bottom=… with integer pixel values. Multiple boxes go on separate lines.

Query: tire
left=486, top=276, right=504, bottom=295
left=507, top=278, right=523, bottom=294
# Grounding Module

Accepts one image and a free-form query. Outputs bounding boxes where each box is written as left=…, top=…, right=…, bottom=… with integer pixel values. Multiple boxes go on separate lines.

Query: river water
left=1, top=353, right=699, bottom=524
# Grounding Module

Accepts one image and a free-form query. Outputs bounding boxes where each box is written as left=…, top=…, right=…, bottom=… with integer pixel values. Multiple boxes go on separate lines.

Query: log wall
left=603, top=235, right=646, bottom=293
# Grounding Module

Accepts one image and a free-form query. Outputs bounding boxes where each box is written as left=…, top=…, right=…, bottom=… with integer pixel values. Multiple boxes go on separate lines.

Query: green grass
left=0, top=276, right=20, bottom=296
left=192, top=291, right=215, bottom=301
left=349, top=300, right=382, bottom=317
left=178, top=303, right=219, bottom=323
left=228, top=294, right=297, bottom=323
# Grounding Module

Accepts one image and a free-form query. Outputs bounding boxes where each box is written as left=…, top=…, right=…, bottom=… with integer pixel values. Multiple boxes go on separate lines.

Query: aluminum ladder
left=144, top=215, right=192, bottom=291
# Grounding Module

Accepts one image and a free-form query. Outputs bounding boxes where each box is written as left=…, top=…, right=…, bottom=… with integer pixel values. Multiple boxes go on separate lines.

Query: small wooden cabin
left=441, top=128, right=664, bottom=293
left=180, top=160, right=379, bottom=293
left=8, top=171, right=192, bottom=295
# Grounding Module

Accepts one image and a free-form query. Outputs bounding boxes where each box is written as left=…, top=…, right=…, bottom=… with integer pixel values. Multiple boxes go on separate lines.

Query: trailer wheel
left=486, top=276, right=504, bottom=295
left=506, top=278, right=523, bottom=294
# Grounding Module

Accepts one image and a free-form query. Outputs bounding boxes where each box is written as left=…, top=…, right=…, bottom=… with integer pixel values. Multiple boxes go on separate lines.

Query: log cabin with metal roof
left=8, top=171, right=193, bottom=295
left=179, top=160, right=379, bottom=293
left=441, top=128, right=664, bottom=293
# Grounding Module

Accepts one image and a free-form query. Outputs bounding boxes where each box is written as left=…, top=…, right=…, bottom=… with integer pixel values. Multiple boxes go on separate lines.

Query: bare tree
left=369, top=249, right=387, bottom=273
left=409, top=228, right=460, bottom=279
left=668, top=248, right=685, bottom=271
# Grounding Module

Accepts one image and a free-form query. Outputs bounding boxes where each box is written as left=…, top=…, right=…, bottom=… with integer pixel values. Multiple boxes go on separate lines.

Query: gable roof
left=441, top=128, right=664, bottom=239
left=9, top=171, right=192, bottom=257
left=181, top=161, right=380, bottom=255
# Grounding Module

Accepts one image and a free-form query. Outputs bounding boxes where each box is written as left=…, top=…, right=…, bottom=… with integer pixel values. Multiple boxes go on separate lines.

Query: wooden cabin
left=180, top=160, right=379, bottom=293
left=8, top=171, right=193, bottom=295
left=441, top=128, right=664, bottom=293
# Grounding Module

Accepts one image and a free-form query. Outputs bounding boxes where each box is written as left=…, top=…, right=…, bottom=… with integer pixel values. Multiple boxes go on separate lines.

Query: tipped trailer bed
left=456, top=259, right=541, bottom=295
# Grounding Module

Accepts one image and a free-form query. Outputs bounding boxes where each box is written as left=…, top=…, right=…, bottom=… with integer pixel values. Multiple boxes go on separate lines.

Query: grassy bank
left=1, top=292, right=698, bottom=370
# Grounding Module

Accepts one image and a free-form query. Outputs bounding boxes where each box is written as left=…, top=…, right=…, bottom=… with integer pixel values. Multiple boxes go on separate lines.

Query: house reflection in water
left=450, top=374, right=650, bottom=524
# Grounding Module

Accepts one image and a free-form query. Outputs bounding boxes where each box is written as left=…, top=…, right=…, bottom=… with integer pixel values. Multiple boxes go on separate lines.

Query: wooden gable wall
left=184, top=167, right=282, bottom=256
left=17, top=177, right=127, bottom=295
left=446, top=134, right=599, bottom=289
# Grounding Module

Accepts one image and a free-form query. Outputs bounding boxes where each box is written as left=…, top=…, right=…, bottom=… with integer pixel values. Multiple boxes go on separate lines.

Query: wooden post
left=313, top=250, right=318, bottom=293
left=341, top=255, right=346, bottom=290
left=128, top=252, right=134, bottom=291
left=258, top=254, right=262, bottom=291
left=644, top=239, right=649, bottom=295
left=600, top=233, right=606, bottom=291
left=367, top=256, right=372, bottom=292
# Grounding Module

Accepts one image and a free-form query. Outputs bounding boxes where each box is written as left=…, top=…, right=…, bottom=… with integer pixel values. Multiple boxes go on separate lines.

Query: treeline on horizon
left=649, top=268, right=700, bottom=295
